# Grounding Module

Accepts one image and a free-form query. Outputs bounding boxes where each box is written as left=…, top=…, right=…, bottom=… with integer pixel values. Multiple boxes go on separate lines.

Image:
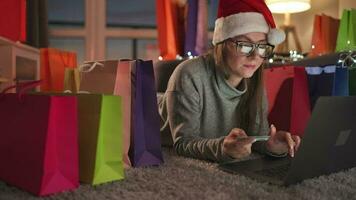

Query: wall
left=272, top=0, right=355, bottom=54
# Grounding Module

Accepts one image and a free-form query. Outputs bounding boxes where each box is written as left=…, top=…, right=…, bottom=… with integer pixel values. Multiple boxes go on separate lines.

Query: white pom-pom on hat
left=268, top=28, right=286, bottom=45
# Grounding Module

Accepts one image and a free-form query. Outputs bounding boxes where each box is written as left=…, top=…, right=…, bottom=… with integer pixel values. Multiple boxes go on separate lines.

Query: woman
left=159, top=0, right=301, bottom=162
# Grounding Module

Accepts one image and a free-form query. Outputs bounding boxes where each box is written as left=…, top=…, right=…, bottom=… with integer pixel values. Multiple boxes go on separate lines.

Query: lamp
left=266, top=0, right=311, bottom=53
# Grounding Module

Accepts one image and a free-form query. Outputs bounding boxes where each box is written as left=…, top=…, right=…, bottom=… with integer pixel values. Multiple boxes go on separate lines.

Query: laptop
left=218, top=96, right=356, bottom=186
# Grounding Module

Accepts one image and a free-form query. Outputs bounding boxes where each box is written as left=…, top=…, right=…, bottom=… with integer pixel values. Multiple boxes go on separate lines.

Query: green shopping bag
left=336, top=9, right=356, bottom=95
left=349, top=9, right=356, bottom=48
left=77, top=94, right=124, bottom=185
left=336, top=9, right=356, bottom=51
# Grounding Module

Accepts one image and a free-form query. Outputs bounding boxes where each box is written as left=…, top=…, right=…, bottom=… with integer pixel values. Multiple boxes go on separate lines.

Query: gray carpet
left=1, top=148, right=356, bottom=200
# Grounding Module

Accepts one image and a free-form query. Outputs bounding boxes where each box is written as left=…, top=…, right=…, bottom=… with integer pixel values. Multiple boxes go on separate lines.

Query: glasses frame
left=228, top=40, right=275, bottom=59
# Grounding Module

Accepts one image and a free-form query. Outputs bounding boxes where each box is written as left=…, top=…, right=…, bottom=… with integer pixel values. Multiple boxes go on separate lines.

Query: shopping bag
left=114, top=60, right=133, bottom=168
left=156, top=0, right=185, bottom=59
left=77, top=94, right=124, bottom=185
left=63, top=68, right=80, bottom=93
left=79, top=60, right=118, bottom=94
left=184, top=0, right=198, bottom=56
left=129, top=60, right=164, bottom=167
left=338, top=51, right=356, bottom=95
left=336, top=9, right=356, bottom=51
left=40, top=48, right=77, bottom=92
left=0, top=0, right=26, bottom=42
left=79, top=59, right=131, bottom=168
left=349, top=9, right=356, bottom=48
left=305, top=66, right=349, bottom=109
left=310, top=14, right=339, bottom=56
left=0, top=81, right=79, bottom=196
left=264, top=66, right=311, bottom=136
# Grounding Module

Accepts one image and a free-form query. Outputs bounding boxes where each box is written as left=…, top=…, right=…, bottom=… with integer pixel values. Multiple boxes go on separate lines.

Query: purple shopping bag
left=129, top=60, right=164, bottom=167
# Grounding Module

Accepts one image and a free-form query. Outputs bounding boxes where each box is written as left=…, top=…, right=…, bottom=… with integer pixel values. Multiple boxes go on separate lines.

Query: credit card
left=252, top=135, right=270, bottom=142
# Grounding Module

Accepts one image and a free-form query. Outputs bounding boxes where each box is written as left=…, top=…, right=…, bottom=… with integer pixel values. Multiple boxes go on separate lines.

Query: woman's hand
left=223, top=128, right=255, bottom=159
left=266, top=124, right=301, bottom=157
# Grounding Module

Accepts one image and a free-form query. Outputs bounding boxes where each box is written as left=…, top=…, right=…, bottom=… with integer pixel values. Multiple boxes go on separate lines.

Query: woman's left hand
left=266, top=124, right=301, bottom=157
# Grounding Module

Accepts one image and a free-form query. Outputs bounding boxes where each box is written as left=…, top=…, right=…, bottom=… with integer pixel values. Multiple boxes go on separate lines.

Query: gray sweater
left=159, top=55, right=270, bottom=162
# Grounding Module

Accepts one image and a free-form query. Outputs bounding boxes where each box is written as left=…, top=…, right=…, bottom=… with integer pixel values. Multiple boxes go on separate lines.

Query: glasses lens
left=237, top=42, right=254, bottom=55
left=257, top=44, right=273, bottom=58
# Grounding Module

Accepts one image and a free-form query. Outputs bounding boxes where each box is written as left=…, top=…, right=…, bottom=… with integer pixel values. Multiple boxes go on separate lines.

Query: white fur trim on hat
left=212, top=12, right=285, bottom=45
left=268, top=28, right=286, bottom=45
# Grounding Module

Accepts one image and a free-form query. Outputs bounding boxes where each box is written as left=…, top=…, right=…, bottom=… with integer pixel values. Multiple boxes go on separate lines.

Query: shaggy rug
left=1, top=148, right=356, bottom=200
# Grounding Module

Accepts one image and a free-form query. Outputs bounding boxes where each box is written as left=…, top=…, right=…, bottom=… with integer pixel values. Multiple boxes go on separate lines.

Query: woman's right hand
left=222, top=128, right=255, bottom=159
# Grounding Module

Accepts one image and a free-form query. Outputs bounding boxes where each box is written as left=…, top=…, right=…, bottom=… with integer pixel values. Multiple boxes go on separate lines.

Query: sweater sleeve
left=166, top=91, right=233, bottom=162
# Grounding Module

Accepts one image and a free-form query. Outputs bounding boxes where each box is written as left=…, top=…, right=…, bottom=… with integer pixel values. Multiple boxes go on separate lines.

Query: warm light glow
left=266, top=0, right=311, bottom=13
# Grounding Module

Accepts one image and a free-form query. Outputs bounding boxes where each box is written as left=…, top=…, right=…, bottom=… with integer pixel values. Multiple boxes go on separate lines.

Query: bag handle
left=0, top=80, right=42, bottom=100
left=63, top=90, right=90, bottom=94
left=338, top=51, right=356, bottom=68
left=79, top=61, right=104, bottom=73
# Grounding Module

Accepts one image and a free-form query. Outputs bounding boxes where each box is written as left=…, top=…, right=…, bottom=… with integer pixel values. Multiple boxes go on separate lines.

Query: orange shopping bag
left=40, top=48, right=77, bottom=92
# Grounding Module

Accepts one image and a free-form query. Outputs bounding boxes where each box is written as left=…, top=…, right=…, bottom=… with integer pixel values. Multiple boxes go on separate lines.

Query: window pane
left=48, top=0, right=85, bottom=28
left=49, top=38, right=85, bottom=65
left=137, top=39, right=160, bottom=62
left=106, top=39, right=133, bottom=60
left=208, top=0, right=219, bottom=30
left=106, top=0, right=156, bottom=28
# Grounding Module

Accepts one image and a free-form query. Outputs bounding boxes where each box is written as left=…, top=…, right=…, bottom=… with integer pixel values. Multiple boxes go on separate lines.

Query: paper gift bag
left=305, top=66, right=335, bottom=108
left=0, top=0, right=26, bottom=42
left=156, top=0, right=185, bottom=60
left=78, top=59, right=131, bottom=168
left=40, top=48, right=77, bottom=92
left=336, top=9, right=356, bottom=51
left=333, top=67, right=349, bottom=96
left=184, top=0, right=198, bottom=56
left=129, top=60, right=164, bottom=167
left=114, top=60, right=133, bottom=168
left=64, top=68, right=80, bottom=93
left=0, top=82, right=79, bottom=196
left=305, top=66, right=349, bottom=109
left=264, top=66, right=311, bottom=136
left=77, top=94, right=124, bottom=185
left=310, top=14, right=339, bottom=57
left=79, top=60, right=118, bottom=94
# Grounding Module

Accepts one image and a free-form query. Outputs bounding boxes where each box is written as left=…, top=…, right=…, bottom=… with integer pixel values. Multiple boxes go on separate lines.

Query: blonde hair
left=208, top=41, right=266, bottom=134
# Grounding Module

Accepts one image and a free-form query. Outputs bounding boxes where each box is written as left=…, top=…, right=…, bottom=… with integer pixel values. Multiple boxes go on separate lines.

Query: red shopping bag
left=0, top=0, right=26, bottom=42
left=310, top=14, right=340, bottom=57
left=264, top=66, right=311, bottom=136
left=0, top=81, right=79, bottom=196
left=156, top=0, right=185, bottom=59
left=40, top=48, right=77, bottom=92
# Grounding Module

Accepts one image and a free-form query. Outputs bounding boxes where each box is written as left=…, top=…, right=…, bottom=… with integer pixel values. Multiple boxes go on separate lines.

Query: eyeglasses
left=228, top=40, right=275, bottom=58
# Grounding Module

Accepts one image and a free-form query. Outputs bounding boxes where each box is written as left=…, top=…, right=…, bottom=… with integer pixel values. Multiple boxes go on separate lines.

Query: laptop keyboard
left=255, top=164, right=290, bottom=179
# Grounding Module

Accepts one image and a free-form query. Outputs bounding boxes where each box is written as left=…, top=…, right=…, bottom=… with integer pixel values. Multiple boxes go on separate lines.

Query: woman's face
left=225, top=32, right=267, bottom=79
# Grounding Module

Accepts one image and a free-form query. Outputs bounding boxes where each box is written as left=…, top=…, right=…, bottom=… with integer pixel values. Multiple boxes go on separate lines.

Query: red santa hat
left=212, top=0, right=285, bottom=46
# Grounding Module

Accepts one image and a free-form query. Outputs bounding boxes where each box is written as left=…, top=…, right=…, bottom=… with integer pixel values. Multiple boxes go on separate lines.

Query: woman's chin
left=240, top=70, right=255, bottom=78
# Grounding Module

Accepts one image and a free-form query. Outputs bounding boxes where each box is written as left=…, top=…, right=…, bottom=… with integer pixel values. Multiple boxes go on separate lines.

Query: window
left=48, top=0, right=85, bottom=28
left=106, top=0, right=156, bottom=28
left=48, top=0, right=213, bottom=64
